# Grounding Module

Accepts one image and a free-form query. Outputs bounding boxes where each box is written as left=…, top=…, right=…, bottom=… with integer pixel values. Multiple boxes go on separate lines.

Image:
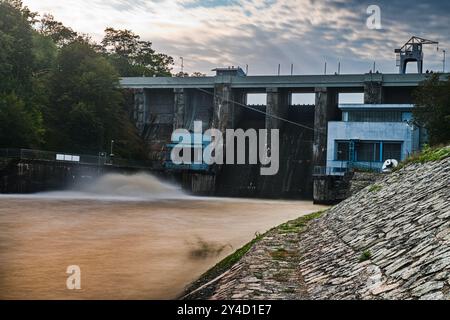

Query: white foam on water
left=0, top=172, right=188, bottom=201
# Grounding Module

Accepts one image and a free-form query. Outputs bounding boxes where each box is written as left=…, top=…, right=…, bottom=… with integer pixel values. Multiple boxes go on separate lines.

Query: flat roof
left=339, top=104, right=414, bottom=110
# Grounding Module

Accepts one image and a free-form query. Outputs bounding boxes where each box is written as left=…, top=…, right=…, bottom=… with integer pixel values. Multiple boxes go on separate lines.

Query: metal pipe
left=110, top=140, right=115, bottom=157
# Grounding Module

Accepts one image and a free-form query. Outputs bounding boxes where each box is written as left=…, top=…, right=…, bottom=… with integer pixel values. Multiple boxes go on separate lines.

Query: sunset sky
left=22, top=0, right=450, bottom=76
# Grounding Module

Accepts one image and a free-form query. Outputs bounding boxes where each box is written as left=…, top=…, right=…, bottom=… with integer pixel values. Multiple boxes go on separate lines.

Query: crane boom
left=395, top=36, right=439, bottom=74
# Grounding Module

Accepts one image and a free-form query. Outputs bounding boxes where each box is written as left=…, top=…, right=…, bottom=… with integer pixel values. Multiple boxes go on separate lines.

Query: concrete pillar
left=173, top=88, right=185, bottom=130
left=213, top=83, right=233, bottom=132
left=133, top=89, right=147, bottom=135
left=364, top=81, right=383, bottom=104
left=312, top=87, right=341, bottom=204
left=265, top=88, right=288, bottom=145
left=364, top=73, right=384, bottom=104
left=313, top=87, right=338, bottom=168
left=231, top=89, right=245, bottom=129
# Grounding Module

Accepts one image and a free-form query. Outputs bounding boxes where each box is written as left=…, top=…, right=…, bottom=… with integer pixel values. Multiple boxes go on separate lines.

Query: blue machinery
left=165, top=133, right=211, bottom=172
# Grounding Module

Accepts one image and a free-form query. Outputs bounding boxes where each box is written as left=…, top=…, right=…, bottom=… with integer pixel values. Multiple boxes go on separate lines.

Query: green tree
left=32, top=31, right=57, bottom=73
left=0, top=93, right=44, bottom=147
left=0, top=0, right=45, bottom=148
left=101, top=28, right=139, bottom=57
left=37, top=14, right=78, bottom=46
left=0, top=0, right=34, bottom=94
left=191, top=72, right=207, bottom=77
left=44, top=41, right=120, bottom=152
left=101, top=28, right=173, bottom=77
left=413, top=74, right=450, bottom=145
left=0, top=1, right=151, bottom=159
left=44, top=40, right=146, bottom=158
left=175, top=71, right=189, bottom=77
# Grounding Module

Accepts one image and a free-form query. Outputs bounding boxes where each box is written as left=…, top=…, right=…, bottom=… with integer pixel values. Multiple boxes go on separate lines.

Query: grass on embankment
left=181, top=210, right=327, bottom=298
left=394, top=145, right=450, bottom=171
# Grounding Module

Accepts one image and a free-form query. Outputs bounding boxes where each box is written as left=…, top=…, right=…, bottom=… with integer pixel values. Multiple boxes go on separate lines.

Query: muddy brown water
left=0, top=173, right=327, bottom=300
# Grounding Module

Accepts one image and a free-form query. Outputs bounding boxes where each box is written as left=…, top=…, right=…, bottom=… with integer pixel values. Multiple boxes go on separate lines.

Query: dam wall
left=121, top=71, right=444, bottom=201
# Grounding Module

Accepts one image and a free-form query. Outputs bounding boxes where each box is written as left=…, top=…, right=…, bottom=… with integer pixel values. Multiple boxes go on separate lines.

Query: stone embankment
left=349, top=171, right=381, bottom=195
left=183, top=156, right=450, bottom=300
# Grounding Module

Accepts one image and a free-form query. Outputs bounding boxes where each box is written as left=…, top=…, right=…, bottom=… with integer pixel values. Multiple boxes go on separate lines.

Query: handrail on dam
left=313, top=166, right=350, bottom=176
left=119, top=73, right=450, bottom=90
left=0, top=148, right=159, bottom=170
left=313, top=162, right=383, bottom=176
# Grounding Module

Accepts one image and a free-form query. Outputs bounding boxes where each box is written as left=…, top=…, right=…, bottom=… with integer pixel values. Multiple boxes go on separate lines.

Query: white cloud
left=22, top=0, right=450, bottom=75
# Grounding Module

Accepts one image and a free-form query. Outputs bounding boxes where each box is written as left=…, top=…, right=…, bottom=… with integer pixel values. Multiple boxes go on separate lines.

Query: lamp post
left=110, top=140, right=115, bottom=164
left=98, top=152, right=106, bottom=174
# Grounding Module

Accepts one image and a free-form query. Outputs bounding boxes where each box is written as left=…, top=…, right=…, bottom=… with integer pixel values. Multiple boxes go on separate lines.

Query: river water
left=0, top=173, right=326, bottom=299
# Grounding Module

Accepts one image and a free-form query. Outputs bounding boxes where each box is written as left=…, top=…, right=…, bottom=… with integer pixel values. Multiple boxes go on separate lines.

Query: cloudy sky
left=23, top=0, right=450, bottom=76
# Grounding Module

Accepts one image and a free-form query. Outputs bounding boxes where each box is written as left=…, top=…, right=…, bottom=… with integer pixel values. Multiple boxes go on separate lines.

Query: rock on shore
left=184, top=157, right=450, bottom=300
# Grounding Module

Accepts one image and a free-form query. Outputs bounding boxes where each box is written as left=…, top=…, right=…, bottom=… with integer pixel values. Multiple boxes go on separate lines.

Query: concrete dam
left=120, top=68, right=449, bottom=202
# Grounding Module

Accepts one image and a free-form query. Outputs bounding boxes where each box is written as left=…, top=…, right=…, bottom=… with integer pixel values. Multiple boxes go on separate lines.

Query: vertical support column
left=313, top=87, right=339, bottom=204
left=231, top=89, right=245, bottom=129
left=313, top=87, right=338, bottom=168
left=213, top=83, right=233, bottom=132
left=133, top=88, right=146, bottom=135
left=266, top=88, right=280, bottom=131
left=364, top=74, right=384, bottom=104
left=265, top=88, right=288, bottom=145
left=173, top=88, right=185, bottom=130
left=417, top=60, right=423, bottom=74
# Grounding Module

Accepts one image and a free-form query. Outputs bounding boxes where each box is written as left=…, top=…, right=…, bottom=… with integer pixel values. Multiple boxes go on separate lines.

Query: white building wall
left=326, top=121, right=418, bottom=170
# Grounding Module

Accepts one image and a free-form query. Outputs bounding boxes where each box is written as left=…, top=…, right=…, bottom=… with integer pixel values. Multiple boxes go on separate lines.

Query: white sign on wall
left=56, top=154, right=80, bottom=163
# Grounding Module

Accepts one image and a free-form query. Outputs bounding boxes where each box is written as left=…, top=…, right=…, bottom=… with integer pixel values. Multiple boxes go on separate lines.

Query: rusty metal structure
left=395, top=36, right=439, bottom=74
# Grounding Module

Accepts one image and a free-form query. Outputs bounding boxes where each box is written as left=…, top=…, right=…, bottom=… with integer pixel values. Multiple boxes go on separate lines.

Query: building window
left=356, top=142, right=380, bottom=162
left=348, top=111, right=402, bottom=122
left=382, top=142, right=402, bottom=161
left=334, top=141, right=403, bottom=163
left=336, top=142, right=349, bottom=161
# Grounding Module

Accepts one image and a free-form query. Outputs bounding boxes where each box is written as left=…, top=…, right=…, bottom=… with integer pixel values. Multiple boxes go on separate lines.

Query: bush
left=395, top=145, right=450, bottom=170
left=413, top=74, right=450, bottom=146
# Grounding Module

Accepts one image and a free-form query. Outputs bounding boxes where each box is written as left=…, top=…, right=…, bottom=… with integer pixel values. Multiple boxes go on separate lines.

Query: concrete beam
left=120, top=73, right=449, bottom=90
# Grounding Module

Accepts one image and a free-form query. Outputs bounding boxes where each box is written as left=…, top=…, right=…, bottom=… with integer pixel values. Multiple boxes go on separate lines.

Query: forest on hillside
left=0, top=0, right=175, bottom=159
left=0, top=0, right=448, bottom=161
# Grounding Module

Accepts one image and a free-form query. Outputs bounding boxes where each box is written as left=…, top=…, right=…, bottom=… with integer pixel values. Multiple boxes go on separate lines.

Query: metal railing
left=347, top=161, right=383, bottom=172
left=0, top=148, right=158, bottom=169
left=314, top=161, right=383, bottom=176
left=313, top=166, right=350, bottom=176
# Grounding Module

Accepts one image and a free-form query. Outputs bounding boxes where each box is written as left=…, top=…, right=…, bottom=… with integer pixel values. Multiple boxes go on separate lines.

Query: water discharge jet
left=80, top=172, right=185, bottom=200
